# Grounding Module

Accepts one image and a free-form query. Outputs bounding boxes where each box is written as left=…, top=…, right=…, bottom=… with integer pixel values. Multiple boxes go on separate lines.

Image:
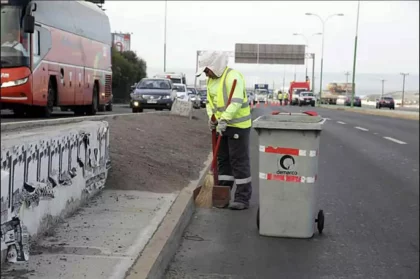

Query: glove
left=216, top=119, right=227, bottom=135
left=208, top=118, right=218, bottom=131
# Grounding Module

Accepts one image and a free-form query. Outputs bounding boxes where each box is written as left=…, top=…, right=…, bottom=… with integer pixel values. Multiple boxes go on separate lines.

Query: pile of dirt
left=105, top=110, right=211, bottom=193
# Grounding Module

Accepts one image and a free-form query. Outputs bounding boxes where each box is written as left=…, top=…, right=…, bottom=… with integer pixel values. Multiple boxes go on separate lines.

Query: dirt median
left=106, top=109, right=211, bottom=193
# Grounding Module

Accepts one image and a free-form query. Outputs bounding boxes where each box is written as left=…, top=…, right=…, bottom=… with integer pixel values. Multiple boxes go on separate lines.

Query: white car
left=173, top=83, right=188, bottom=100
left=298, top=91, right=316, bottom=107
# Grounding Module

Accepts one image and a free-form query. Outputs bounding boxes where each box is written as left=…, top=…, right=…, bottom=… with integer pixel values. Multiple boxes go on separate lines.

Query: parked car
left=197, top=89, right=207, bottom=108
left=130, top=78, right=176, bottom=113
left=298, top=91, right=316, bottom=107
left=344, top=96, right=361, bottom=107
left=376, top=96, right=395, bottom=109
left=173, top=83, right=189, bottom=101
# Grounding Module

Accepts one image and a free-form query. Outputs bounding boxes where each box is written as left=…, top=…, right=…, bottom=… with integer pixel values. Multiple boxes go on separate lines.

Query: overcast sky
left=104, top=1, right=418, bottom=71
left=103, top=1, right=419, bottom=92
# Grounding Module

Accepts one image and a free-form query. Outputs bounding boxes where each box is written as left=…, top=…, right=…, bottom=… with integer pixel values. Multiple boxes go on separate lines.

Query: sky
left=103, top=1, right=419, bottom=93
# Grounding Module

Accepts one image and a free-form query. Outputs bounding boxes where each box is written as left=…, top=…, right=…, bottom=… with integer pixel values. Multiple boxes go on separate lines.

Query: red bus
left=0, top=0, right=112, bottom=117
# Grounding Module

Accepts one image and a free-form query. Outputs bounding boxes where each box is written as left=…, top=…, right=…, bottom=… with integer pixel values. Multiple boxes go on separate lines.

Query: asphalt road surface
left=165, top=105, right=419, bottom=279
left=0, top=105, right=134, bottom=123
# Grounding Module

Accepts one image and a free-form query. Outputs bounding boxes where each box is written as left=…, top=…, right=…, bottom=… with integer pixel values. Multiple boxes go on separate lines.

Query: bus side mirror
left=23, top=15, right=35, bottom=33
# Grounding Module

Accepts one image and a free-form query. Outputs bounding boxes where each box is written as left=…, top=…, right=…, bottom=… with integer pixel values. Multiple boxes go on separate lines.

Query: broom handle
left=212, top=79, right=238, bottom=183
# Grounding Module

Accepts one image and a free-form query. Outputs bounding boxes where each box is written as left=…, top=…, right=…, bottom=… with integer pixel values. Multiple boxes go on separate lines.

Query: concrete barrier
left=170, top=99, right=193, bottom=119
left=1, top=120, right=110, bottom=263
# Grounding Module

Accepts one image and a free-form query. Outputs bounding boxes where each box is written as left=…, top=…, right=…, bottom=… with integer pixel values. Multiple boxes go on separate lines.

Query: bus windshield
left=0, top=4, right=30, bottom=68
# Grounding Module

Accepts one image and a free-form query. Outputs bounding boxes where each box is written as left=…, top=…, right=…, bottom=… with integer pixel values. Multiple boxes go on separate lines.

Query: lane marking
left=383, top=137, right=407, bottom=145
left=337, top=121, right=346, bottom=124
left=355, top=126, right=369, bottom=131
left=324, top=118, right=331, bottom=120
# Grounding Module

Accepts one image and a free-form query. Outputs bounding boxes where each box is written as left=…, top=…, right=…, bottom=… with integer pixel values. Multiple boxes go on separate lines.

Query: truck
left=289, top=81, right=310, bottom=106
left=320, top=83, right=354, bottom=105
left=154, top=72, right=187, bottom=85
left=0, top=0, right=113, bottom=117
left=253, top=84, right=269, bottom=104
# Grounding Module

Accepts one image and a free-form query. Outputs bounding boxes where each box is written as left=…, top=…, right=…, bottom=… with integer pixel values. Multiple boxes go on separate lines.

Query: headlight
left=1, top=77, right=29, bottom=88
left=191, top=97, right=196, bottom=101
left=133, top=101, right=139, bottom=106
left=163, top=95, right=172, bottom=99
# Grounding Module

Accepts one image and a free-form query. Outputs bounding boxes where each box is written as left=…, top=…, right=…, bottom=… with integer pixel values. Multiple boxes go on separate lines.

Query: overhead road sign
left=234, top=43, right=305, bottom=65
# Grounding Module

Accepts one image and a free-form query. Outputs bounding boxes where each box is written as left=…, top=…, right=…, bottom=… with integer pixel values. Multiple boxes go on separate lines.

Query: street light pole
left=293, top=32, right=322, bottom=82
left=400, top=72, right=409, bottom=107
left=345, top=71, right=350, bottom=97
left=381, top=79, right=386, bottom=98
left=305, top=12, right=344, bottom=105
left=163, top=0, right=167, bottom=72
left=194, top=50, right=200, bottom=88
left=351, top=0, right=360, bottom=108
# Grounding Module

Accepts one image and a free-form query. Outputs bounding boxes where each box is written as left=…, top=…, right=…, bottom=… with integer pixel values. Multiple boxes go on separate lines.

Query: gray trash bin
left=253, top=112, right=326, bottom=238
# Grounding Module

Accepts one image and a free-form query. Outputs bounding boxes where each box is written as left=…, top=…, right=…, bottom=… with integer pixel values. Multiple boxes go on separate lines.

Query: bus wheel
left=40, top=79, right=56, bottom=118
left=86, top=84, right=99, bottom=116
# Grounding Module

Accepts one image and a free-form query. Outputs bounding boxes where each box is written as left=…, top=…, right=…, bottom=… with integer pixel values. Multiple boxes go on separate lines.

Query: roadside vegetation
left=111, top=47, right=147, bottom=103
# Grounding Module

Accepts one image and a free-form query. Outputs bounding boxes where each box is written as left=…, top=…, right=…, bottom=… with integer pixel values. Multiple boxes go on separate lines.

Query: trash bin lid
left=253, top=113, right=325, bottom=131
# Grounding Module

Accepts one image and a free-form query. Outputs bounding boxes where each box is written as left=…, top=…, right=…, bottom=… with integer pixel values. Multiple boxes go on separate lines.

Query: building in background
left=112, top=32, right=131, bottom=52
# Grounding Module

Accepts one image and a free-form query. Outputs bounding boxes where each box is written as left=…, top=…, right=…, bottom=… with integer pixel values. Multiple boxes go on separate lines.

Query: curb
left=125, top=154, right=213, bottom=279
left=0, top=111, right=169, bottom=132
left=320, top=106, right=419, bottom=121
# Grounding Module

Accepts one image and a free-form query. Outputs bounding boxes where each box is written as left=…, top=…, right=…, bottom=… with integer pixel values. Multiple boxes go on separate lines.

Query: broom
left=195, top=79, right=238, bottom=208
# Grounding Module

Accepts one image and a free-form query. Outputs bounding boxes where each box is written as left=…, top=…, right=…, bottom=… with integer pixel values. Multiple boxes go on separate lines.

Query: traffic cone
left=256, top=101, right=260, bottom=108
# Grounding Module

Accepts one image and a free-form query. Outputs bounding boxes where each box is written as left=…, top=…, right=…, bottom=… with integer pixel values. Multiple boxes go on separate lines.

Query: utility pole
left=344, top=71, right=350, bottom=97
left=163, top=0, right=167, bottom=72
left=381, top=79, right=386, bottom=98
left=351, top=0, right=360, bottom=107
left=311, top=53, right=315, bottom=94
left=400, top=73, right=409, bottom=107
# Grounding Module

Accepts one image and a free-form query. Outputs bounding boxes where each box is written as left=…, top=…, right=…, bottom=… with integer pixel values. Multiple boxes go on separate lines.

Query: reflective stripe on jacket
left=206, top=67, right=251, bottom=129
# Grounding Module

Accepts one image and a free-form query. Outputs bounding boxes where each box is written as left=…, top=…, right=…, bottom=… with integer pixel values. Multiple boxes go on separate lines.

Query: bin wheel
left=256, top=206, right=260, bottom=230
left=315, top=210, right=324, bottom=234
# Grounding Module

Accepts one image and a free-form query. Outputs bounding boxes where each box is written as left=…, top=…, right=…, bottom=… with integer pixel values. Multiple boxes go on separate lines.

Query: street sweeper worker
left=196, top=51, right=252, bottom=210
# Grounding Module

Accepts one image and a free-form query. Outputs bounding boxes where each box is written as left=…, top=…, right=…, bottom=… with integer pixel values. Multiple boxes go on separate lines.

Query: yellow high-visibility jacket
left=206, top=67, right=251, bottom=129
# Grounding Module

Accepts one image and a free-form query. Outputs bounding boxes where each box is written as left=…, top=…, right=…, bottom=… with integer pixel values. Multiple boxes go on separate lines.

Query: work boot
left=228, top=201, right=249, bottom=210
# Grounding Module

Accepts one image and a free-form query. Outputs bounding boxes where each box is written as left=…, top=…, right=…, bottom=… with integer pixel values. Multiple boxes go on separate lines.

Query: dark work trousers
left=217, top=126, right=252, bottom=206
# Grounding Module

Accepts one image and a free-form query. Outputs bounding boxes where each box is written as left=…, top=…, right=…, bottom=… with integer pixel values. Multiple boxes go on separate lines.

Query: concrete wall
left=0, top=121, right=110, bottom=263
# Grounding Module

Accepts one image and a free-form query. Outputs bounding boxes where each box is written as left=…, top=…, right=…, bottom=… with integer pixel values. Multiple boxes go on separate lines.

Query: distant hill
left=364, top=91, right=419, bottom=102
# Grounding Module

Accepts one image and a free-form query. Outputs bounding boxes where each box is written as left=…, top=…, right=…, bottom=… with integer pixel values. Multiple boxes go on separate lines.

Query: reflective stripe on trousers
left=217, top=127, right=252, bottom=205
left=218, top=175, right=252, bottom=185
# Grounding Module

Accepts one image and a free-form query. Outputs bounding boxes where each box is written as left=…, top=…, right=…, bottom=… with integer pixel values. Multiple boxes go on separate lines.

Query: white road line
left=324, top=118, right=331, bottom=120
left=337, top=121, right=346, bottom=124
left=355, top=126, right=369, bottom=131
left=383, top=137, right=407, bottom=145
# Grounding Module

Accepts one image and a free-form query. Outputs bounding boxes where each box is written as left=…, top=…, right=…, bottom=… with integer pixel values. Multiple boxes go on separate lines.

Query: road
left=0, top=105, right=133, bottom=123
left=165, top=105, right=419, bottom=279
